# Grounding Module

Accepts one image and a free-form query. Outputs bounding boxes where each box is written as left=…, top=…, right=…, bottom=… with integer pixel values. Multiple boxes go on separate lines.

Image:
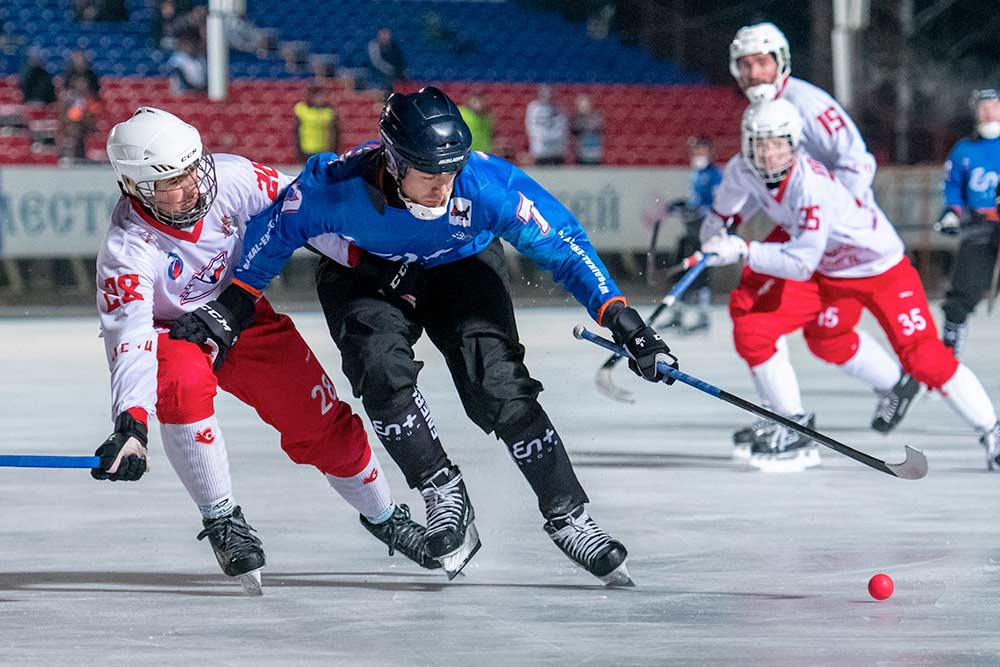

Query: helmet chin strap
left=744, top=83, right=778, bottom=104
left=399, top=188, right=449, bottom=220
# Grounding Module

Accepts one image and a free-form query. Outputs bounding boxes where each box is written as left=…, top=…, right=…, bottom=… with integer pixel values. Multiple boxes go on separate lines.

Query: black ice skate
left=359, top=504, right=442, bottom=570
left=748, top=412, right=821, bottom=473
left=942, top=320, right=967, bottom=358
left=871, top=373, right=923, bottom=433
left=544, top=505, right=633, bottom=587
left=732, top=418, right=777, bottom=461
left=419, top=466, right=481, bottom=580
left=980, top=421, right=1000, bottom=471
left=196, top=506, right=265, bottom=596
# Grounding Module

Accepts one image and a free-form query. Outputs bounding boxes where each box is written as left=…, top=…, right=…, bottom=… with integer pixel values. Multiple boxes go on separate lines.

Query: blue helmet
left=379, top=86, right=472, bottom=178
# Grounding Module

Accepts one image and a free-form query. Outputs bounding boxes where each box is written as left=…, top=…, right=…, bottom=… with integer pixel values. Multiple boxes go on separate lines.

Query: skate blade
left=748, top=447, right=821, bottom=473
left=438, top=522, right=482, bottom=581
left=600, top=561, right=635, bottom=588
left=235, top=568, right=263, bottom=596
left=595, top=367, right=635, bottom=404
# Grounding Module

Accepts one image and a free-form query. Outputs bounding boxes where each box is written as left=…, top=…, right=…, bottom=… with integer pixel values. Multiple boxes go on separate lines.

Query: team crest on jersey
left=281, top=183, right=303, bottom=214
left=166, top=252, right=184, bottom=280
left=179, top=250, right=229, bottom=304
left=449, top=198, right=472, bottom=227
left=220, top=215, right=237, bottom=238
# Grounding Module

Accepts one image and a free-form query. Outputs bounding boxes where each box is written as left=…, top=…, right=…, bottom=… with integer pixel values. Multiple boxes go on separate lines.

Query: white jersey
left=779, top=77, right=876, bottom=201
left=713, top=151, right=904, bottom=281
left=96, top=153, right=345, bottom=422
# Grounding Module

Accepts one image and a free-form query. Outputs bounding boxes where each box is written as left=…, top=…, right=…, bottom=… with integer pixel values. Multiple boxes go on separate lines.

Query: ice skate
left=359, top=504, right=442, bottom=570
left=681, top=313, right=710, bottom=335
left=544, top=505, right=633, bottom=587
left=748, top=412, right=821, bottom=473
left=732, top=418, right=777, bottom=462
left=419, top=466, right=481, bottom=580
left=981, top=421, right=1000, bottom=471
left=871, top=373, right=923, bottom=433
left=196, top=506, right=265, bottom=596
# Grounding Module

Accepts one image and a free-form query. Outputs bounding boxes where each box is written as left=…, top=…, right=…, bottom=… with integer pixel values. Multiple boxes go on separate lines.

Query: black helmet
left=379, top=86, right=472, bottom=177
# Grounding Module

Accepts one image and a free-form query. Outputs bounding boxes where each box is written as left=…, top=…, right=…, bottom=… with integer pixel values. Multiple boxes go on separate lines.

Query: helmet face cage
left=745, top=131, right=797, bottom=185
left=131, top=153, right=217, bottom=228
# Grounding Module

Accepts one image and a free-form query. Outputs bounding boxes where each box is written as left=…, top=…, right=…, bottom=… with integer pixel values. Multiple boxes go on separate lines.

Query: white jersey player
left=703, top=22, right=916, bottom=469
left=703, top=100, right=1000, bottom=469
left=94, top=107, right=438, bottom=593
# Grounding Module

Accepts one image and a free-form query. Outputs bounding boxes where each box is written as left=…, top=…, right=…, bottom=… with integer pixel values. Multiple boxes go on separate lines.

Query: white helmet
left=741, top=99, right=803, bottom=185
left=106, top=107, right=217, bottom=228
left=729, top=22, right=791, bottom=104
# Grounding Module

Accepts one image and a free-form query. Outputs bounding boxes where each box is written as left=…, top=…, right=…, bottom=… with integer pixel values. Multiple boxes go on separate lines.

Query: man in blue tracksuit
left=170, top=87, right=676, bottom=585
left=935, top=88, right=1000, bottom=356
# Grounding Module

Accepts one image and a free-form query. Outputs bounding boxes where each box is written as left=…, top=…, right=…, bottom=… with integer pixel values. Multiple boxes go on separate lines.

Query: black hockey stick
left=595, top=253, right=711, bottom=403
left=576, top=326, right=927, bottom=480
left=987, top=243, right=1000, bottom=315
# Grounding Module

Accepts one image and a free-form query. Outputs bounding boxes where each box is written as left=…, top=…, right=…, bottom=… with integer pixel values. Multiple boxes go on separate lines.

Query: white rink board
left=0, top=304, right=999, bottom=664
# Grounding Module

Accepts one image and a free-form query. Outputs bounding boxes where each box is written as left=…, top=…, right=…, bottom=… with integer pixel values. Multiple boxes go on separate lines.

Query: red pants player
left=702, top=100, right=1000, bottom=471
left=94, top=108, right=436, bottom=594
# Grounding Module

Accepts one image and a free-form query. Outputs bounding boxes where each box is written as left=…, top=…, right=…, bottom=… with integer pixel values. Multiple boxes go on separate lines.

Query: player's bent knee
left=733, top=328, right=779, bottom=367
left=897, top=339, right=959, bottom=389
left=281, top=408, right=372, bottom=476
left=805, top=330, right=858, bottom=365
left=156, top=360, right=217, bottom=424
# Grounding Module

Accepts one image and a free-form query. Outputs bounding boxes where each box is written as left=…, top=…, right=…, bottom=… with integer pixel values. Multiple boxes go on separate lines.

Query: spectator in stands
left=294, top=85, right=339, bottom=162
left=224, top=12, right=277, bottom=58
left=570, top=94, right=603, bottom=165
left=459, top=91, right=493, bottom=153
left=421, top=12, right=477, bottom=56
left=310, top=53, right=339, bottom=81
left=74, top=0, right=128, bottom=22
left=525, top=85, right=568, bottom=165
left=64, top=51, right=101, bottom=99
left=58, top=76, right=100, bottom=162
left=20, top=51, right=56, bottom=105
left=153, top=0, right=182, bottom=50
left=168, top=35, right=208, bottom=95
left=367, top=28, right=407, bottom=97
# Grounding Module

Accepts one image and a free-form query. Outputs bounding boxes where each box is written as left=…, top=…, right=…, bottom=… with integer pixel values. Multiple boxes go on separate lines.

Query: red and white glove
left=701, top=232, right=748, bottom=267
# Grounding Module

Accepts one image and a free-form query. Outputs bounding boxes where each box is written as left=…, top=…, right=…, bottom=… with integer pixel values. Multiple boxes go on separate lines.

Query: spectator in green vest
left=293, top=85, right=339, bottom=162
left=459, top=91, right=493, bottom=153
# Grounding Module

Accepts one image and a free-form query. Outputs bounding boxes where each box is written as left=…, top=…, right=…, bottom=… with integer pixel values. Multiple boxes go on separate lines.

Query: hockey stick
left=0, top=455, right=100, bottom=469
left=595, top=252, right=712, bottom=404
left=576, top=326, right=927, bottom=480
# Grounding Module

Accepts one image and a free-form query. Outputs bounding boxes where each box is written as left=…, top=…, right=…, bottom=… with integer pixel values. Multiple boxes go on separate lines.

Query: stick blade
left=595, top=367, right=635, bottom=404
left=885, top=445, right=928, bottom=480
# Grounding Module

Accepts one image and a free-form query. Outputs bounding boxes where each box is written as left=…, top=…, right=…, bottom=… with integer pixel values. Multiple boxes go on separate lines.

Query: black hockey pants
left=942, top=223, right=999, bottom=325
left=315, top=240, right=588, bottom=518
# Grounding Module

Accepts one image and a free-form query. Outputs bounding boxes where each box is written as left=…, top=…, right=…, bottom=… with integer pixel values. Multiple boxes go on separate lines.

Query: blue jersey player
left=935, top=88, right=1000, bottom=356
left=169, top=87, right=677, bottom=586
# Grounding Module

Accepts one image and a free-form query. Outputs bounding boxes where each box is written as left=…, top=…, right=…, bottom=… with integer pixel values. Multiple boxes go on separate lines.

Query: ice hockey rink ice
left=1, top=303, right=999, bottom=665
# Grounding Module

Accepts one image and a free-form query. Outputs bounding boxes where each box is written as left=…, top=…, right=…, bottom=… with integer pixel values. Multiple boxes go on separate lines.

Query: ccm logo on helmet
left=180, top=147, right=198, bottom=162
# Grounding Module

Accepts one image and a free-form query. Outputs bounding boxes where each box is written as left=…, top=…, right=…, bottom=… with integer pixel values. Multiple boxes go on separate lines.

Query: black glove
left=352, top=249, right=425, bottom=308
left=92, top=412, right=149, bottom=481
left=933, top=209, right=961, bottom=236
left=605, top=303, right=679, bottom=384
left=169, top=284, right=257, bottom=371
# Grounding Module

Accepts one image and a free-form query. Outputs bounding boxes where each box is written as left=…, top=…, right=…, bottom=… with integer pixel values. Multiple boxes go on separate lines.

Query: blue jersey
left=943, top=136, right=1000, bottom=221
left=686, top=163, right=722, bottom=214
left=235, top=145, right=624, bottom=321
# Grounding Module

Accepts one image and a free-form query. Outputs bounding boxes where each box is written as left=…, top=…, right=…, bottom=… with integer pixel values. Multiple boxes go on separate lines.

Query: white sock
left=161, top=416, right=235, bottom=517
left=749, top=337, right=804, bottom=417
left=326, top=449, right=394, bottom=523
left=837, top=330, right=901, bottom=393
left=939, top=364, right=998, bottom=432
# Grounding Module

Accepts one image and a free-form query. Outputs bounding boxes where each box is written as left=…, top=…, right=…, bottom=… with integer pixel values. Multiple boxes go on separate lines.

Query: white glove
left=701, top=232, right=748, bottom=267
left=698, top=210, right=727, bottom=244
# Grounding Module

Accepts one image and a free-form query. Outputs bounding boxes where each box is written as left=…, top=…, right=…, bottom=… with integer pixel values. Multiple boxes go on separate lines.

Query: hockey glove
left=350, top=247, right=425, bottom=309
left=605, top=303, right=679, bottom=384
left=169, top=283, right=257, bottom=371
left=933, top=208, right=961, bottom=236
left=92, top=411, right=149, bottom=481
left=701, top=231, right=748, bottom=266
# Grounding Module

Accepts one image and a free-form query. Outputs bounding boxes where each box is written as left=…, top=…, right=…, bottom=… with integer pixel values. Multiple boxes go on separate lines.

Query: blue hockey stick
left=595, top=252, right=713, bottom=403
left=576, top=325, right=927, bottom=480
left=0, top=455, right=100, bottom=469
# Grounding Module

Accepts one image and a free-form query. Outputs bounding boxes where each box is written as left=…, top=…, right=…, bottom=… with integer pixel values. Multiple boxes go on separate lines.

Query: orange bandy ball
left=868, top=573, right=894, bottom=600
